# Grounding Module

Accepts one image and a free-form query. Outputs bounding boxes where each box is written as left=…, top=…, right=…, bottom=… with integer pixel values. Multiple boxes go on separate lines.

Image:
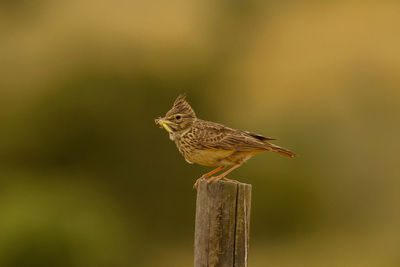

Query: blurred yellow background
left=1, top=0, right=399, bottom=266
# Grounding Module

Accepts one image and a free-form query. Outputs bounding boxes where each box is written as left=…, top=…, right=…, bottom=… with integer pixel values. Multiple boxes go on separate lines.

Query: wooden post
left=194, top=180, right=252, bottom=267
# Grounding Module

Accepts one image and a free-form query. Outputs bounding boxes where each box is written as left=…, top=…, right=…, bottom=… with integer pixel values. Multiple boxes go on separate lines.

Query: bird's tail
left=268, top=143, right=297, bottom=158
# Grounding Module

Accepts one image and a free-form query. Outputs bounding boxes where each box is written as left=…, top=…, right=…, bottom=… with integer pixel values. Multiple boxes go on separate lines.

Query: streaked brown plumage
left=155, top=95, right=296, bottom=188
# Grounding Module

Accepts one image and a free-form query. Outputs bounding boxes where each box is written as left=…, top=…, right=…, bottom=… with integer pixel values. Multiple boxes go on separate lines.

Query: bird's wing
left=242, top=131, right=276, bottom=141
left=196, top=121, right=270, bottom=151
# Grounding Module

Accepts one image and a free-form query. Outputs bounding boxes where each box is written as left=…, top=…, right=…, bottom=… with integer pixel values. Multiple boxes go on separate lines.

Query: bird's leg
left=193, top=166, right=226, bottom=189
left=199, top=166, right=226, bottom=180
left=206, top=164, right=242, bottom=184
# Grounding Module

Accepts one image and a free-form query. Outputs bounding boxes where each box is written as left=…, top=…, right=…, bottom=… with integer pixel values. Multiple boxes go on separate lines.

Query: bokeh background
left=1, top=0, right=400, bottom=266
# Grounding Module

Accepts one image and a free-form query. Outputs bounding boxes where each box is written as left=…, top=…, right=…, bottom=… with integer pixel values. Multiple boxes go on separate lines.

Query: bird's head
left=155, top=94, right=196, bottom=139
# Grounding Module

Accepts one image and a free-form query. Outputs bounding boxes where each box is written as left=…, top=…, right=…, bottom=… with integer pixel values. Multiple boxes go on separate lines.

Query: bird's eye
left=175, top=115, right=182, bottom=120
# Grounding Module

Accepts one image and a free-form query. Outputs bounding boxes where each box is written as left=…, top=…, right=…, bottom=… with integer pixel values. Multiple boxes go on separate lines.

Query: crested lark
left=155, top=95, right=296, bottom=188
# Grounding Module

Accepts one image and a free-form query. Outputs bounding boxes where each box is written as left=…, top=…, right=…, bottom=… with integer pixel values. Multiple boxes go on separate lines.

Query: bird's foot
left=206, top=175, right=239, bottom=184
left=222, top=177, right=239, bottom=183
left=193, top=177, right=206, bottom=189
left=193, top=166, right=227, bottom=189
left=194, top=175, right=239, bottom=189
left=193, top=172, right=218, bottom=189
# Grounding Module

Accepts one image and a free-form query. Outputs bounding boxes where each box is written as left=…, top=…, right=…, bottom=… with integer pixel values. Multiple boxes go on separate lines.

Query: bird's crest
left=166, top=94, right=196, bottom=118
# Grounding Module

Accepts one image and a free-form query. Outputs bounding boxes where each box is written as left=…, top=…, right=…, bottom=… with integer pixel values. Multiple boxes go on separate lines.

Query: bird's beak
left=155, top=117, right=173, bottom=133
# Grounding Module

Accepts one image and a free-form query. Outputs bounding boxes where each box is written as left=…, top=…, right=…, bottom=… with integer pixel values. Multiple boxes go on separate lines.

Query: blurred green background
left=1, top=0, right=399, bottom=266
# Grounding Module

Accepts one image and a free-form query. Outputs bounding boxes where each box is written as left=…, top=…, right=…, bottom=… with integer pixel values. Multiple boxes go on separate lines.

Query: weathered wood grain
left=194, top=180, right=252, bottom=267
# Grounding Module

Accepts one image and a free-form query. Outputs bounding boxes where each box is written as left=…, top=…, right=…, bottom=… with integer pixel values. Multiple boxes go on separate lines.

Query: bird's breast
left=175, top=138, right=234, bottom=167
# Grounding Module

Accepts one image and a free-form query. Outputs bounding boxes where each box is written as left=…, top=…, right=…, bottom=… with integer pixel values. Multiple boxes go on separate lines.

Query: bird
left=155, top=95, right=296, bottom=188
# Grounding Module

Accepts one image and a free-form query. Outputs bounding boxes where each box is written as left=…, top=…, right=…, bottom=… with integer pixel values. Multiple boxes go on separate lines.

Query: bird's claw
left=194, top=175, right=239, bottom=189
left=206, top=176, right=239, bottom=184
left=193, top=177, right=205, bottom=189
